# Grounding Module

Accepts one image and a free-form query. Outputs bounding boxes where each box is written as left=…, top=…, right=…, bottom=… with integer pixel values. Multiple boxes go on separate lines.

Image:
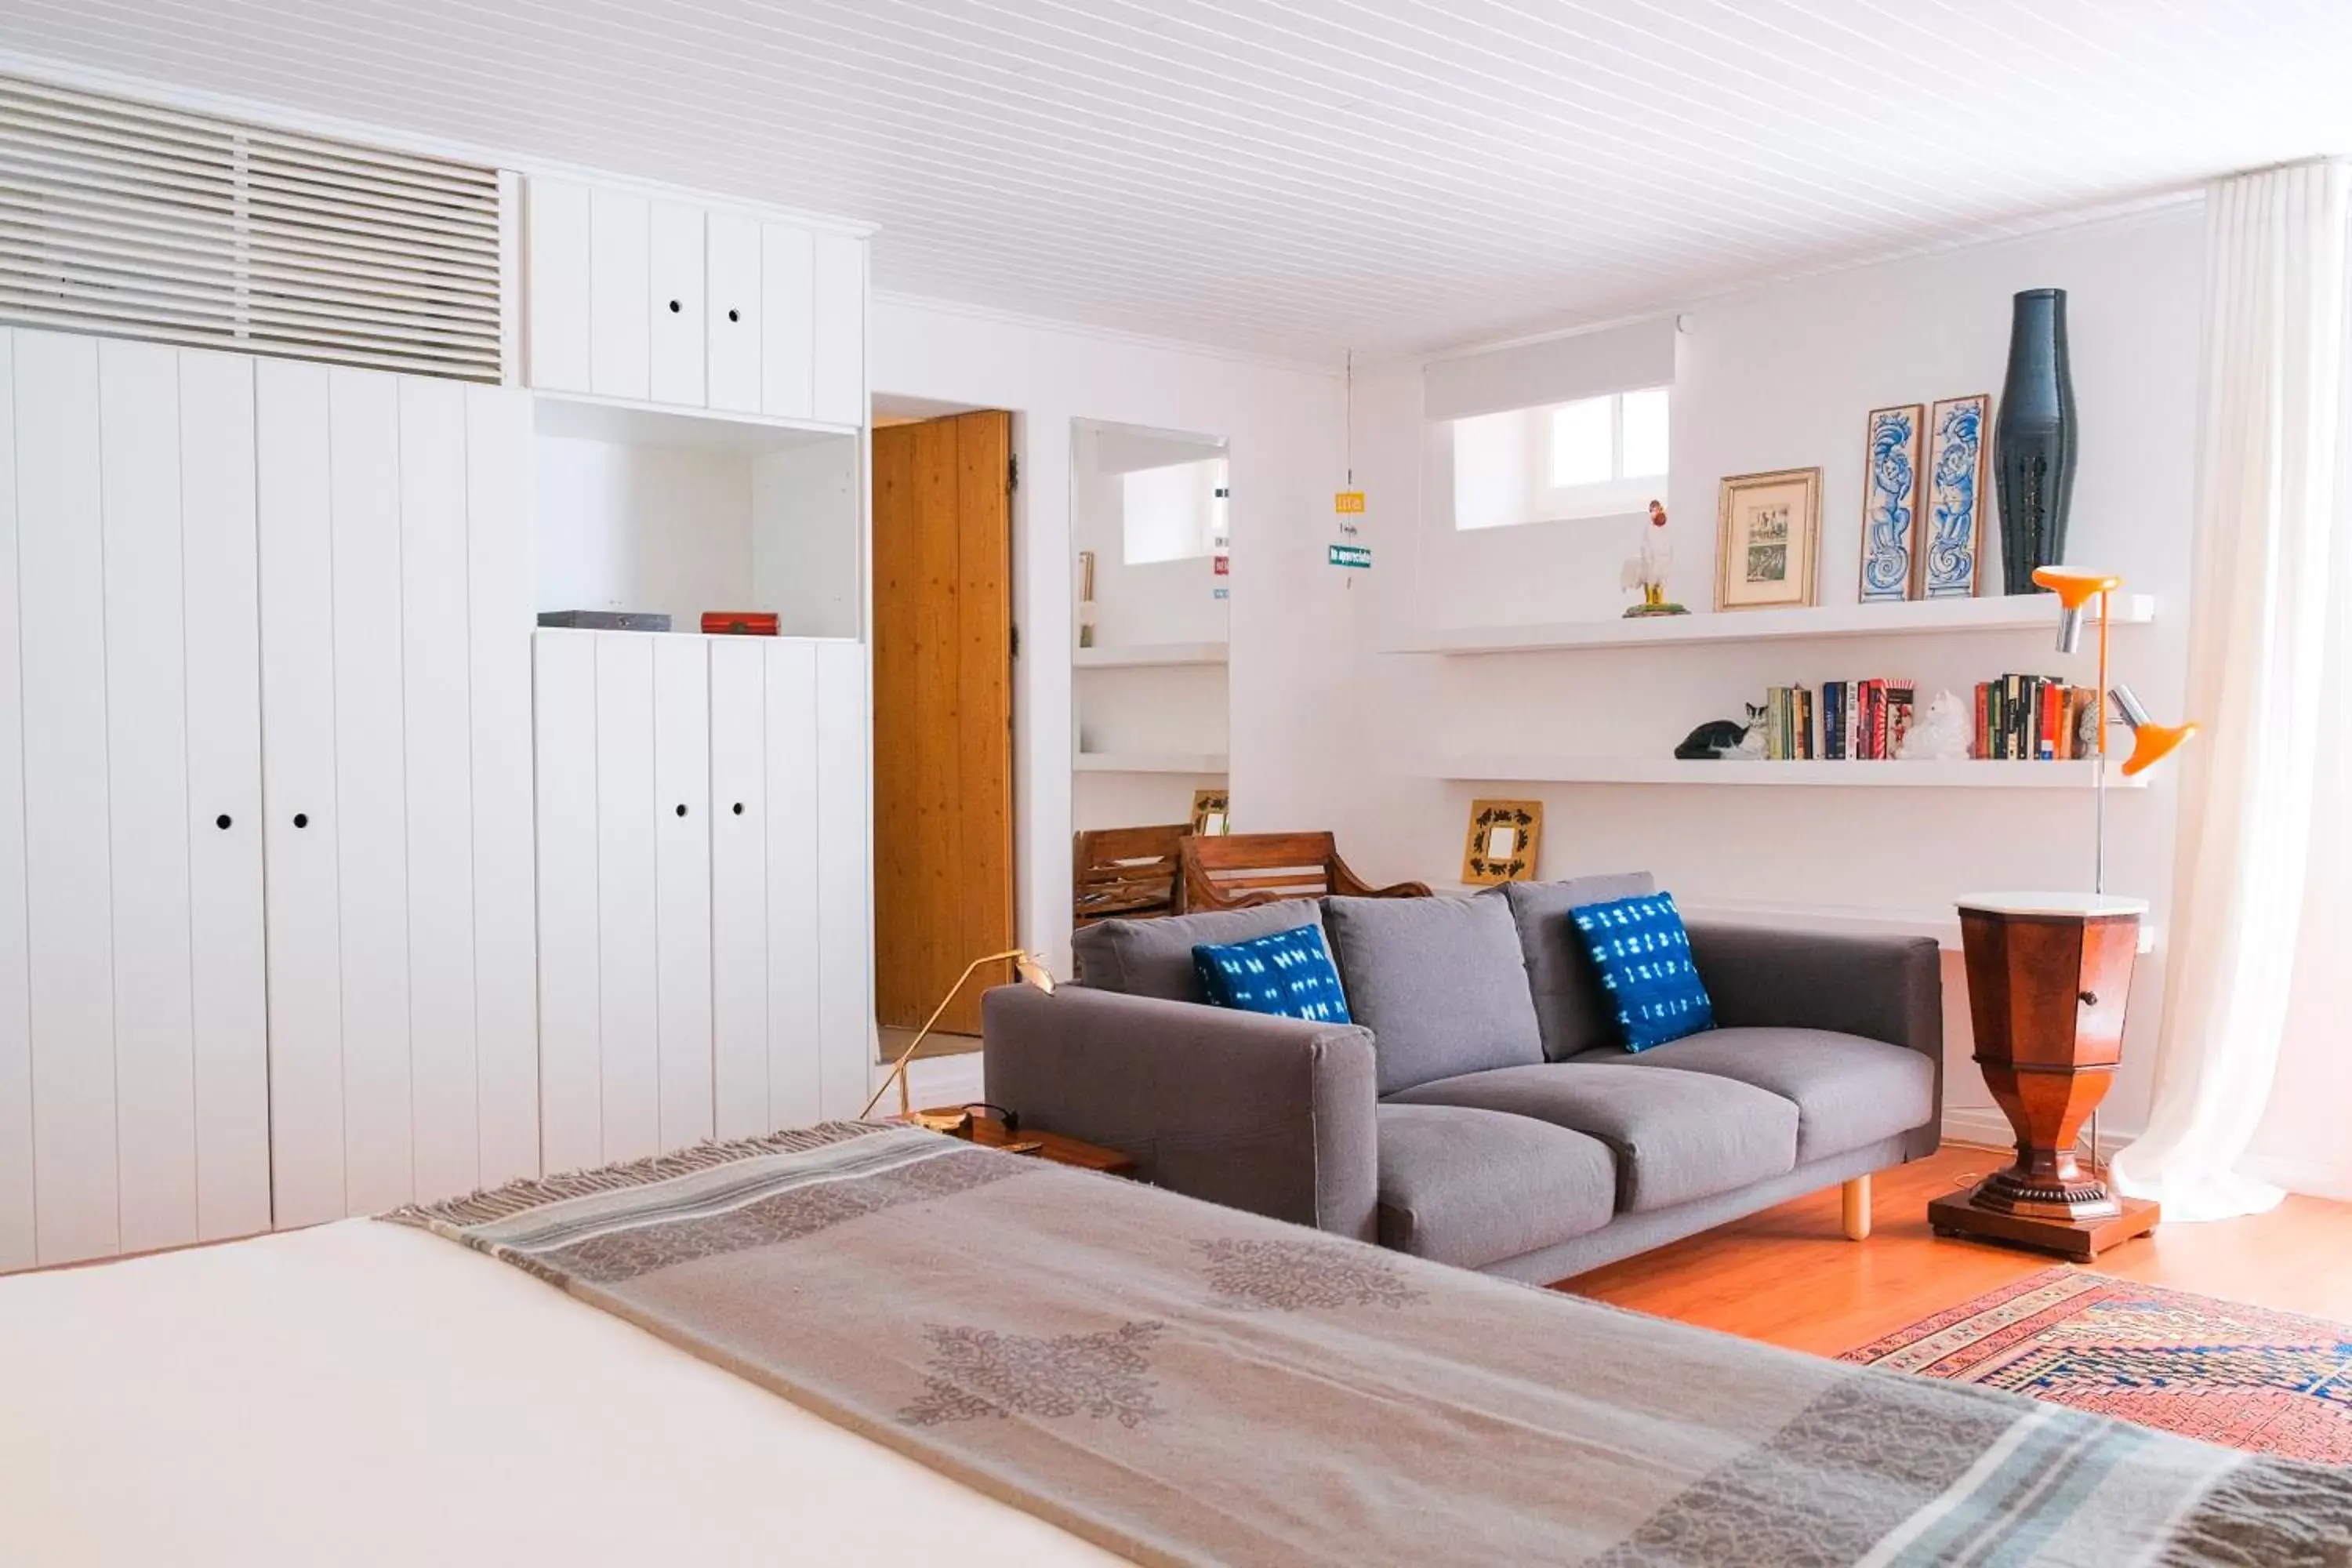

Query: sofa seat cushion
left=1073, top=898, right=1325, bottom=1001
left=1323, top=895, right=1545, bottom=1096
left=1576, top=1027, right=1936, bottom=1164
left=1374, top=1103, right=1617, bottom=1270
left=1388, top=1063, right=1798, bottom=1214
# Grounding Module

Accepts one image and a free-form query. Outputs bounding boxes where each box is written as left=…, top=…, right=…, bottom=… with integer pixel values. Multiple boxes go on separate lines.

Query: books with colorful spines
left=1800, top=685, right=1815, bottom=760
left=1822, top=681, right=1840, bottom=760
left=2038, top=680, right=2060, bottom=760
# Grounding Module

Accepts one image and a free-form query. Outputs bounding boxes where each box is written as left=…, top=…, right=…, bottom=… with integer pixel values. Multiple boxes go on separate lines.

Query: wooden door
left=872, top=411, right=1014, bottom=1036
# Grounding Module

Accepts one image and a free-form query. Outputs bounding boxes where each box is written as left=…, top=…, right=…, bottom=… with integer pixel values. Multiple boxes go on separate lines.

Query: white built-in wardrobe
left=0, top=329, right=539, bottom=1269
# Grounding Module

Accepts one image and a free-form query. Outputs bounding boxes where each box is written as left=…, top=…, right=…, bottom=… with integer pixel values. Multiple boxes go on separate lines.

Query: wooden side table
left=1930, top=892, right=2159, bottom=1261
left=913, top=1107, right=1138, bottom=1177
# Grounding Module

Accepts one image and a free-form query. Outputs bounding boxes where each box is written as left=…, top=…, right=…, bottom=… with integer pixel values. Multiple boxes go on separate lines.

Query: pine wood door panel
left=872, top=411, right=1014, bottom=1036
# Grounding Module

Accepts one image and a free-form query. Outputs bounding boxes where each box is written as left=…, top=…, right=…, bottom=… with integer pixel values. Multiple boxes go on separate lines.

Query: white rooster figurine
left=1621, top=499, right=1687, bottom=617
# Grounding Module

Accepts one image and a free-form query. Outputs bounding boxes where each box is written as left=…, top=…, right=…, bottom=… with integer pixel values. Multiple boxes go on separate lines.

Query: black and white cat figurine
left=1675, top=702, right=1767, bottom=760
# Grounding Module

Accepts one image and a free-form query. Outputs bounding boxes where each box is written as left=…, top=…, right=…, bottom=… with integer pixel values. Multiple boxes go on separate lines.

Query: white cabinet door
left=0, top=333, right=31, bottom=1272
left=811, top=232, right=866, bottom=427
left=466, top=387, right=540, bottom=1191
left=590, top=187, right=651, bottom=401
left=648, top=200, right=707, bottom=408
left=17, top=331, right=119, bottom=1265
left=763, top=640, right=823, bottom=1129
left=98, top=339, right=199, bottom=1257
left=328, top=369, right=415, bottom=1218
left=179, top=349, right=270, bottom=1246
left=706, top=210, right=762, bottom=414
left=709, top=639, right=768, bottom=1139
left=533, top=632, right=603, bottom=1177
left=653, top=637, right=713, bottom=1152
left=758, top=222, right=815, bottom=422
left=398, top=376, right=479, bottom=1207
left=525, top=176, right=592, bottom=393
left=257, top=358, right=346, bottom=1229
left=594, top=633, right=661, bottom=1164
left=814, top=642, right=872, bottom=1118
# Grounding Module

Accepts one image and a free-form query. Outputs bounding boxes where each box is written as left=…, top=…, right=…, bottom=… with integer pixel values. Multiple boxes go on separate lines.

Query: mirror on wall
left=1069, top=419, right=1231, bottom=855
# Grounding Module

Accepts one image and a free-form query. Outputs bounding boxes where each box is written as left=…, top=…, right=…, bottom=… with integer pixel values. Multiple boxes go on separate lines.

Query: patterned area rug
left=1843, top=1269, right=2352, bottom=1464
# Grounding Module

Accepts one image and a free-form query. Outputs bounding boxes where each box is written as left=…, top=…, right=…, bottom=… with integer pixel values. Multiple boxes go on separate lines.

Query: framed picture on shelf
left=1461, top=799, right=1543, bottom=886
left=1858, top=405, right=1925, bottom=603
left=1715, top=467, right=1822, bottom=612
left=1190, top=788, right=1230, bottom=837
left=1920, top=394, right=1991, bottom=597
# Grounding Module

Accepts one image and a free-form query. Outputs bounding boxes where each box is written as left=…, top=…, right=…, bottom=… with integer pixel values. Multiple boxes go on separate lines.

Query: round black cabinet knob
left=216, top=814, right=233, bottom=830
left=675, top=803, right=689, bottom=817
left=731, top=802, right=744, bottom=815
left=667, top=299, right=681, bottom=313
left=292, top=812, right=309, bottom=829
left=726, top=307, right=740, bottom=323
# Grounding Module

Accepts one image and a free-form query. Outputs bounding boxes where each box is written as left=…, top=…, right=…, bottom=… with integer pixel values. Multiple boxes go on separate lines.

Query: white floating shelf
left=1073, top=641, right=1229, bottom=669
left=1421, top=758, right=2148, bottom=789
left=1073, top=750, right=1229, bottom=775
left=1386, top=593, right=2156, bottom=655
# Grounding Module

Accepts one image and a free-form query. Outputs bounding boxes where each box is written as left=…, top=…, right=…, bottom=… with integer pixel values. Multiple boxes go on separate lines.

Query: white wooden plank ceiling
left=2, top=0, right=2347, bottom=361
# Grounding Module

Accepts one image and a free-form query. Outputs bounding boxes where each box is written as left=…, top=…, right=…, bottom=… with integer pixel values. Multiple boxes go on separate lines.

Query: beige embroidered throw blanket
left=392, top=1123, right=2351, bottom=1566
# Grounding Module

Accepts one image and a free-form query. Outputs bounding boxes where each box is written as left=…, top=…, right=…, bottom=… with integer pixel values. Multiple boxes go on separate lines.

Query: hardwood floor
left=1559, top=1145, right=2352, bottom=1359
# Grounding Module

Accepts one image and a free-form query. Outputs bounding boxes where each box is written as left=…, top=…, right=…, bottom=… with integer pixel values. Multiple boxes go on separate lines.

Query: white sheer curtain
left=2111, top=159, right=2352, bottom=1221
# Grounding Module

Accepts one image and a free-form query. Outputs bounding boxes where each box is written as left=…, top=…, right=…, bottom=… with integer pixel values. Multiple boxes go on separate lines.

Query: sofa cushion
left=1193, top=924, right=1351, bottom=1023
left=1388, top=1062, right=1798, bottom=1214
left=1323, top=895, right=1544, bottom=1096
left=1500, top=873, right=1657, bottom=1060
left=1578, top=1027, right=1936, bottom=1164
left=1568, top=891, right=1714, bottom=1051
left=1073, top=899, right=1324, bottom=1001
left=1374, top=1103, right=1617, bottom=1270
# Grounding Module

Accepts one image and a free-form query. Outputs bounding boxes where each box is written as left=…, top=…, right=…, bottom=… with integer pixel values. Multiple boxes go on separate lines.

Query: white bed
left=0, top=1220, right=1119, bottom=1566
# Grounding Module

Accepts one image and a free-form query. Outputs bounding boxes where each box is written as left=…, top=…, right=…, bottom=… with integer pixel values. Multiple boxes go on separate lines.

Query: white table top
left=1956, top=891, right=2151, bottom=918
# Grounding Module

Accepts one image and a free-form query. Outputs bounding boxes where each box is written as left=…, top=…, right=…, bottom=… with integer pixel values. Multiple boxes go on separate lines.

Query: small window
left=1122, top=458, right=1227, bottom=565
left=1454, top=386, right=1670, bottom=531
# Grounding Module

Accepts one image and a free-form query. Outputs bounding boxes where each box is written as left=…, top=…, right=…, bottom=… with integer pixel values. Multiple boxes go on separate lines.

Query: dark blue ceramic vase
left=1994, top=288, right=2078, bottom=593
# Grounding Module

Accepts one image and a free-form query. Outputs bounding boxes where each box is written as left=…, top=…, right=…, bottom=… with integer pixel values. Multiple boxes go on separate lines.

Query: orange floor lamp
left=1933, top=566, right=2198, bottom=1261
left=863, top=949, right=1056, bottom=1121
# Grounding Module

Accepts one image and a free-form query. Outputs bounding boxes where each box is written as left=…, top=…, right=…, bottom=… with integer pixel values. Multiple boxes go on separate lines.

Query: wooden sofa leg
left=1842, top=1174, right=1873, bottom=1241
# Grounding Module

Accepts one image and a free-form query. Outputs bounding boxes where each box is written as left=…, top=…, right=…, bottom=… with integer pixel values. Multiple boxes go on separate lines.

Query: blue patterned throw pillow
left=1192, top=924, right=1352, bottom=1024
left=1567, top=892, right=1713, bottom=1051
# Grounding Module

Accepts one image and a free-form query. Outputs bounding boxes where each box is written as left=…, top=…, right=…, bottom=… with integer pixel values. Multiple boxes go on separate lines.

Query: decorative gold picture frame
left=1461, top=799, right=1543, bottom=886
left=1190, top=788, right=1230, bottom=838
left=1715, top=466, right=1823, bottom=612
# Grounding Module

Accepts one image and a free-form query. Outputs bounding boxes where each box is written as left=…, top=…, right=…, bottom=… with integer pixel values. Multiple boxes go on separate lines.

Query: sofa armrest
left=1685, top=924, right=1944, bottom=1157
left=982, top=984, right=1380, bottom=1241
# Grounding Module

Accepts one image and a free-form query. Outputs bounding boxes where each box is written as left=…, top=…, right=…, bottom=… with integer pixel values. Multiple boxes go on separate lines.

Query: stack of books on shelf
left=1761, top=685, right=1814, bottom=760
left=1820, top=679, right=1915, bottom=761
left=1976, top=674, right=2099, bottom=760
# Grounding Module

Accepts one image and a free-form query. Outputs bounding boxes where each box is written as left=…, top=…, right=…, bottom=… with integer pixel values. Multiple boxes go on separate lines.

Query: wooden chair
left=1073, top=824, right=1189, bottom=926
left=1177, top=831, right=1431, bottom=914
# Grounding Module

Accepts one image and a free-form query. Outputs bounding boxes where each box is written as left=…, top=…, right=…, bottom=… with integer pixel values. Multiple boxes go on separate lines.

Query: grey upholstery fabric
left=1498, top=873, right=1658, bottom=1060
left=1481, top=1136, right=1907, bottom=1286
left=982, top=982, right=1378, bottom=1239
left=1374, top=1103, right=1617, bottom=1270
left=1686, top=924, right=1945, bottom=1159
left=1575, top=1027, right=1936, bottom=1163
left=1323, top=895, right=1544, bottom=1095
left=1388, top=1062, right=1798, bottom=1213
left=1072, top=898, right=1325, bottom=1001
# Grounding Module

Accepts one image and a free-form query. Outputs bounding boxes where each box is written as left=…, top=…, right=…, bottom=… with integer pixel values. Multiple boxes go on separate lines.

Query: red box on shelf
left=702, top=612, right=780, bottom=636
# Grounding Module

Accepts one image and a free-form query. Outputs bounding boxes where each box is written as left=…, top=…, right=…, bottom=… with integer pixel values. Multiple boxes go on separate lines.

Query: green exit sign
left=1328, top=543, right=1373, bottom=569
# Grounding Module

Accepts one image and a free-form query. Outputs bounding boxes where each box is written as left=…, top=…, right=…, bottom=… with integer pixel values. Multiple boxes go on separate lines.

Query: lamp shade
left=2122, top=720, right=2198, bottom=778
left=2032, top=566, right=2123, bottom=655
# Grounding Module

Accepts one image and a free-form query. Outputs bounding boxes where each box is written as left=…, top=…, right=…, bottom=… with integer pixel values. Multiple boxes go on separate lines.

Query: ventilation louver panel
left=0, top=74, right=503, bottom=381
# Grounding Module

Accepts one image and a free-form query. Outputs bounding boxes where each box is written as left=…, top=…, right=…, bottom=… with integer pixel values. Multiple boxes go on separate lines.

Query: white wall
left=1348, top=206, right=2208, bottom=1138
left=869, top=296, right=1345, bottom=974
left=535, top=435, right=753, bottom=625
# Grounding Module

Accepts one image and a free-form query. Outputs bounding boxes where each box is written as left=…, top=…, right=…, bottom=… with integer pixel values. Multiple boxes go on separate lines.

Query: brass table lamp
left=862, top=949, right=1056, bottom=1120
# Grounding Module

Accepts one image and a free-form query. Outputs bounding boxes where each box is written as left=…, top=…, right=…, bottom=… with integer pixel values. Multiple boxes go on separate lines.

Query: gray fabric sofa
left=983, top=873, right=1942, bottom=1283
